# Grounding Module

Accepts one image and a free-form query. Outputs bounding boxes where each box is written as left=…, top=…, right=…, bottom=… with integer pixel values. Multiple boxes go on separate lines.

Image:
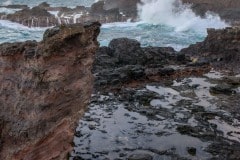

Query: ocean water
left=0, top=0, right=229, bottom=50
left=1, top=0, right=96, bottom=7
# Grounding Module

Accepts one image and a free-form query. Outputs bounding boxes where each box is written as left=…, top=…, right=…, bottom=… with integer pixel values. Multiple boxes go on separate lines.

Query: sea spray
left=0, top=8, right=20, bottom=14
left=4, top=0, right=96, bottom=8
left=100, top=22, right=205, bottom=50
left=0, top=0, right=230, bottom=50
left=138, top=0, right=229, bottom=32
left=2, top=0, right=12, bottom=6
left=0, top=20, right=46, bottom=43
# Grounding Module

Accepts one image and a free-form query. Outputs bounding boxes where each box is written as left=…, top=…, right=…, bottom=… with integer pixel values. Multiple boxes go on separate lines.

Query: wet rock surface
left=0, top=22, right=101, bottom=160
left=92, top=38, right=209, bottom=90
left=71, top=70, right=240, bottom=160
left=71, top=35, right=240, bottom=159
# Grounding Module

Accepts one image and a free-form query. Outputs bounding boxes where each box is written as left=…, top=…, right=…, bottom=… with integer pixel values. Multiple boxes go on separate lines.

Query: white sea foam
left=138, top=0, right=229, bottom=33
left=0, top=7, right=20, bottom=14
left=2, top=0, right=12, bottom=6
left=102, top=21, right=143, bottom=28
left=48, top=11, right=59, bottom=18
left=0, top=20, right=48, bottom=31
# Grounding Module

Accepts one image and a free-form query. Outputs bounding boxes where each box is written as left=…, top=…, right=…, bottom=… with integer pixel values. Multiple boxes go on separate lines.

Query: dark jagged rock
left=0, top=22, right=101, bottom=160
left=91, top=1, right=105, bottom=14
left=38, top=2, right=50, bottom=9
left=108, top=38, right=144, bottom=65
left=104, top=0, right=141, bottom=20
left=182, top=0, right=240, bottom=24
left=181, top=27, right=240, bottom=74
left=93, top=38, right=210, bottom=90
left=1, top=0, right=140, bottom=27
left=6, top=6, right=57, bottom=27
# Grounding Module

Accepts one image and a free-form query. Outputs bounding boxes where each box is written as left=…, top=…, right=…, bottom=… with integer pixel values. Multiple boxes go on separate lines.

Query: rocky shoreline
left=0, top=0, right=240, bottom=27
left=0, top=1, right=140, bottom=27
left=0, top=0, right=240, bottom=160
left=182, top=0, right=240, bottom=25
left=70, top=27, right=240, bottom=159
left=0, top=22, right=239, bottom=160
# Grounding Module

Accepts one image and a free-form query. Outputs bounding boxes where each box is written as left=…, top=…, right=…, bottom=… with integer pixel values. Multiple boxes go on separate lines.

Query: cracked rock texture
left=0, top=22, right=100, bottom=160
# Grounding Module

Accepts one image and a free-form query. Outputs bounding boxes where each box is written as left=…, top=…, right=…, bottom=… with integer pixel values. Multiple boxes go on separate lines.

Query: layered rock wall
left=0, top=22, right=100, bottom=160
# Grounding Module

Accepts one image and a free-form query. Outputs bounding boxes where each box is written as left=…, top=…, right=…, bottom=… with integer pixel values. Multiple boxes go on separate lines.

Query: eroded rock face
left=181, top=27, right=240, bottom=73
left=0, top=22, right=101, bottom=160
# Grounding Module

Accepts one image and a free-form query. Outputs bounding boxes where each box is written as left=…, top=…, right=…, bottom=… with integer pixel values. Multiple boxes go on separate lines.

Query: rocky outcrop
left=182, top=0, right=240, bottom=8
left=0, top=22, right=101, bottom=160
left=181, top=27, right=240, bottom=73
left=103, top=0, right=141, bottom=20
left=2, top=0, right=240, bottom=27
left=1, top=0, right=140, bottom=27
left=182, top=0, right=240, bottom=24
left=93, top=38, right=210, bottom=91
left=72, top=38, right=240, bottom=160
left=6, top=6, right=57, bottom=27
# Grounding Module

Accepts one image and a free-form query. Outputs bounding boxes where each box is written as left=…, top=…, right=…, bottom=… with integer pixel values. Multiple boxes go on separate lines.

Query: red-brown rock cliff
left=0, top=22, right=101, bottom=160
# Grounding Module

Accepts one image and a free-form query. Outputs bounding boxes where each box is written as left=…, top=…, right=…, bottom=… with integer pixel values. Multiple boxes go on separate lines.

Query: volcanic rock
left=182, top=0, right=240, bottom=24
left=1, top=0, right=140, bottom=27
left=181, top=27, right=240, bottom=73
left=104, top=0, right=141, bottom=20
left=38, top=2, right=51, bottom=9
left=93, top=38, right=209, bottom=90
left=6, top=6, right=57, bottom=27
left=0, top=22, right=101, bottom=160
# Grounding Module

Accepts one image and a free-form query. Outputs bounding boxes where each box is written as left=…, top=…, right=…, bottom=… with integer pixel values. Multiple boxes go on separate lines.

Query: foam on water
left=0, top=20, right=46, bottom=43
left=0, top=7, right=20, bottom=14
left=2, top=0, right=12, bottom=6
left=98, top=0, right=229, bottom=49
left=0, top=0, right=230, bottom=51
left=99, top=21, right=205, bottom=50
left=138, top=0, right=229, bottom=33
left=3, top=0, right=96, bottom=8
